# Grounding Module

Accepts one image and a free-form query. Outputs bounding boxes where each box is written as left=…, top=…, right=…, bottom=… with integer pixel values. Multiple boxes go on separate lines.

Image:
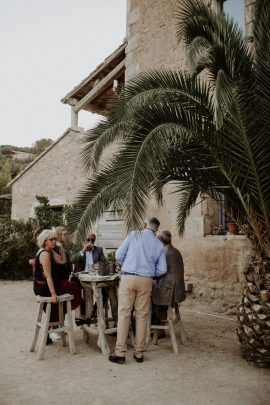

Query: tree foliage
left=0, top=138, right=53, bottom=194
left=0, top=195, right=69, bottom=279
left=68, top=0, right=270, bottom=261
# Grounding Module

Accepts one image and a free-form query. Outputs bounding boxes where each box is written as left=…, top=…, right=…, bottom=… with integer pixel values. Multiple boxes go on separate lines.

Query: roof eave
left=61, top=40, right=127, bottom=105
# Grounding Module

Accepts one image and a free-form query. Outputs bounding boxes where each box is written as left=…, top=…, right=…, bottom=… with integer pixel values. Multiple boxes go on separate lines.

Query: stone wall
left=11, top=128, right=85, bottom=221
left=125, top=0, right=251, bottom=310
left=181, top=235, right=251, bottom=313
left=126, top=0, right=187, bottom=81
left=244, top=0, right=256, bottom=37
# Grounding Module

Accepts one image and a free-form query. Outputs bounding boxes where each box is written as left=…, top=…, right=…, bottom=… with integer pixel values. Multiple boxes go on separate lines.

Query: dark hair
left=145, top=217, right=160, bottom=232
left=159, top=230, right=171, bottom=244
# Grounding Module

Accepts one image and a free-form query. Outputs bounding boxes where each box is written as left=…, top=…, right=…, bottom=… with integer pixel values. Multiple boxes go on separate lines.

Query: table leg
left=107, top=285, right=118, bottom=325
left=84, top=286, right=94, bottom=319
left=92, top=283, right=110, bottom=355
left=145, top=303, right=152, bottom=350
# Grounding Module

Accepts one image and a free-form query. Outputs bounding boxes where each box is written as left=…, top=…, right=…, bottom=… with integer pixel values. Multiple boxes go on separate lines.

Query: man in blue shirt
left=109, top=217, right=167, bottom=364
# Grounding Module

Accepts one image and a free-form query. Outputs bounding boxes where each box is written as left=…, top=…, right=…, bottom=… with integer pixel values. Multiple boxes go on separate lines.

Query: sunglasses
left=48, top=237, right=57, bottom=241
left=87, top=238, right=95, bottom=243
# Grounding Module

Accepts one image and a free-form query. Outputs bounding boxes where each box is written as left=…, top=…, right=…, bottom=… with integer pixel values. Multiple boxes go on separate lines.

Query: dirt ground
left=0, top=281, right=269, bottom=405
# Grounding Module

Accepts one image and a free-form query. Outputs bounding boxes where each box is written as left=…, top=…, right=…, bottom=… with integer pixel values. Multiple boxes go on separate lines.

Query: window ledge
left=204, top=234, right=247, bottom=240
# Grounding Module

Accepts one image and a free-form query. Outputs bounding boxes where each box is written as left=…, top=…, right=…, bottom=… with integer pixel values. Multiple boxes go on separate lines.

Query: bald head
left=158, top=230, right=171, bottom=245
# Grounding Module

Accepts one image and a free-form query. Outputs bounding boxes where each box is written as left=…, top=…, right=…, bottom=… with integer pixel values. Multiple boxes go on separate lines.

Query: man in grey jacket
left=152, top=230, right=186, bottom=324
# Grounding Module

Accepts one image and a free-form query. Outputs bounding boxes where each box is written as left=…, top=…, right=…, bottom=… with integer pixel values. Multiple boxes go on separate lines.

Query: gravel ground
left=0, top=280, right=269, bottom=405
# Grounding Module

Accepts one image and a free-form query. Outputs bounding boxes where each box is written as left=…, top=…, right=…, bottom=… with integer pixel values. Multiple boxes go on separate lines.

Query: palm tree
left=68, top=0, right=270, bottom=367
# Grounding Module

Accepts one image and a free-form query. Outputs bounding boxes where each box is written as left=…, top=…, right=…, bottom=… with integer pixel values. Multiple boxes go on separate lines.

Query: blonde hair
left=55, top=226, right=66, bottom=239
left=37, top=229, right=57, bottom=248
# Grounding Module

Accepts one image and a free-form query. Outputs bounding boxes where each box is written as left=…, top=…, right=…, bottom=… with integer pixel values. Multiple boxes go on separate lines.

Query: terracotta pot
left=227, top=223, right=238, bottom=235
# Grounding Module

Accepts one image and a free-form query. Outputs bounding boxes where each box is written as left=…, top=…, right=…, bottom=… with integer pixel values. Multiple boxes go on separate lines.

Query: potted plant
left=227, top=223, right=239, bottom=235
left=211, top=225, right=225, bottom=235
left=106, top=251, right=118, bottom=274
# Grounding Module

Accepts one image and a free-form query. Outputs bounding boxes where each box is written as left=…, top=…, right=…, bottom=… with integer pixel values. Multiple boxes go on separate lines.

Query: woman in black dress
left=33, top=229, right=81, bottom=324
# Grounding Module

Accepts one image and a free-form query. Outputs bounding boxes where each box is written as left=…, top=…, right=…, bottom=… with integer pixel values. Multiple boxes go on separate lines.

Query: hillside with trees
left=0, top=138, right=53, bottom=194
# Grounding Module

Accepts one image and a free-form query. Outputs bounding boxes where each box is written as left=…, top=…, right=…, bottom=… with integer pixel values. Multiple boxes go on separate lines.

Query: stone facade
left=11, top=128, right=85, bottom=220
left=126, top=0, right=187, bottom=81
left=10, top=0, right=252, bottom=310
left=244, top=0, right=256, bottom=37
left=125, top=0, right=252, bottom=310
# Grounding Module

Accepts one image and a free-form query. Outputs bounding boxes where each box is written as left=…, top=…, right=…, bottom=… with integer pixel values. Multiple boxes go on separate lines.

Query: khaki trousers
left=115, top=275, right=152, bottom=357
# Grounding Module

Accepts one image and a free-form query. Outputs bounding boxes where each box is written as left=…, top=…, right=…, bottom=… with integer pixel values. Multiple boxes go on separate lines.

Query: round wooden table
left=78, top=273, right=120, bottom=355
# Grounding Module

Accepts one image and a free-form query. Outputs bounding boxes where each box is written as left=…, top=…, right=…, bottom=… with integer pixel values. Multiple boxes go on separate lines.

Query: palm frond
left=68, top=0, right=270, bottom=259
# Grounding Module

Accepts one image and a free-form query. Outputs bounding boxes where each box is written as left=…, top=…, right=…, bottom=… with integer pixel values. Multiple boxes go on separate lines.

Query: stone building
left=9, top=0, right=252, bottom=311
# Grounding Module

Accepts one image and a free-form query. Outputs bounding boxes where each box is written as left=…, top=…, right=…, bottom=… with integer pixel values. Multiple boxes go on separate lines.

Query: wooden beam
left=61, top=42, right=126, bottom=104
left=73, top=60, right=125, bottom=113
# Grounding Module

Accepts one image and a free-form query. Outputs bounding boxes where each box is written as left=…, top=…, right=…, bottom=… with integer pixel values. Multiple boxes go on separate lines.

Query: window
left=51, top=205, right=63, bottom=213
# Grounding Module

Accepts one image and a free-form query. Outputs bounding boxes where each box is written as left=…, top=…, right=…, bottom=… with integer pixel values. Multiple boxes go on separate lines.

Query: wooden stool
left=30, top=294, right=76, bottom=360
left=150, top=303, right=187, bottom=354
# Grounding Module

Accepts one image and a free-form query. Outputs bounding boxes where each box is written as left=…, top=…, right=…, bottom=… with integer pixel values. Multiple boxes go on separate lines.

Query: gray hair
left=37, top=229, right=57, bottom=248
left=144, top=217, right=160, bottom=232
left=158, top=229, right=171, bottom=245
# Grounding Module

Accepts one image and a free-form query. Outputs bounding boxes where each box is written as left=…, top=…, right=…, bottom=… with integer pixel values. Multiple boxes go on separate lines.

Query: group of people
left=31, top=217, right=186, bottom=361
left=32, top=228, right=105, bottom=337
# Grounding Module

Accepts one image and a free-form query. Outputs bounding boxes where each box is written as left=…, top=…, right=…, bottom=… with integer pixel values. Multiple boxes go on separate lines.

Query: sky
left=0, top=0, right=244, bottom=148
left=0, top=0, right=126, bottom=147
left=224, top=0, right=245, bottom=28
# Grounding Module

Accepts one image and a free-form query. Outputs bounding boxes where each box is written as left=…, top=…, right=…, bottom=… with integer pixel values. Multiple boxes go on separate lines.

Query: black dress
left=33, top=249, right=60, bottom=296
left=33, top=249, right=81, bottom=322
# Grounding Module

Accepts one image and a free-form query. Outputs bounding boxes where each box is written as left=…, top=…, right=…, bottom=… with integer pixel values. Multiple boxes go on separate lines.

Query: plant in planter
left=211, top=225, right=225, bottom=235
left=106, top=251, right=121, bottom=273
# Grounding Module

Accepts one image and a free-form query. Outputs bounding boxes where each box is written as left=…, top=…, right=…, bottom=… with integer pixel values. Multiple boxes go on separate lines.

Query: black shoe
left=108, top=354, right=125, bottom=364
left=46, top=336, right=53, bottom=345
left=75, top=318, right=91, bottom=326
left=133, top=354, right=144, bottom=363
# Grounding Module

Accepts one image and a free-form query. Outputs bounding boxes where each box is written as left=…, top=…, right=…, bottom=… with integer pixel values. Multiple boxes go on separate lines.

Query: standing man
left=109, top=217, right=167, bottom=364
left=152, top=230, right=186, bottom=325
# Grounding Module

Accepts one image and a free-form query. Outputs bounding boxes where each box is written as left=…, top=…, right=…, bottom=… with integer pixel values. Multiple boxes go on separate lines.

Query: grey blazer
left=71, top=246, right=105, bottom=272
left=152, top=244, right=186, bottom=306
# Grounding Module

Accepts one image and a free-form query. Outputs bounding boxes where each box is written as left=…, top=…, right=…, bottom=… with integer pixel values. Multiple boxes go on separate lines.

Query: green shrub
left=0, top=218, right=36, bottom=279
left=0, top=195, right=70, bottom=280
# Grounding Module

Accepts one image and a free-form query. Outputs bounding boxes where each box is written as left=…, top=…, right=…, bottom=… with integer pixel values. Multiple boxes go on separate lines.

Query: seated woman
left=54, top=226, right=73, bottom=281
left=33, top=229, right=81, bottom=339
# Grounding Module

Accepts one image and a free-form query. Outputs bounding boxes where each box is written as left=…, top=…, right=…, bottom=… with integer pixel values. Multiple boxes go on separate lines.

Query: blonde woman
left=33, top=229, right=81, bottom=327
left=55, top=226, right=73, bottom=280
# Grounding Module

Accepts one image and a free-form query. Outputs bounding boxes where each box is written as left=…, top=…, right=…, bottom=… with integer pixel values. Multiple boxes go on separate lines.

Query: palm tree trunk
left=236, top=259, right=270, bottom=367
